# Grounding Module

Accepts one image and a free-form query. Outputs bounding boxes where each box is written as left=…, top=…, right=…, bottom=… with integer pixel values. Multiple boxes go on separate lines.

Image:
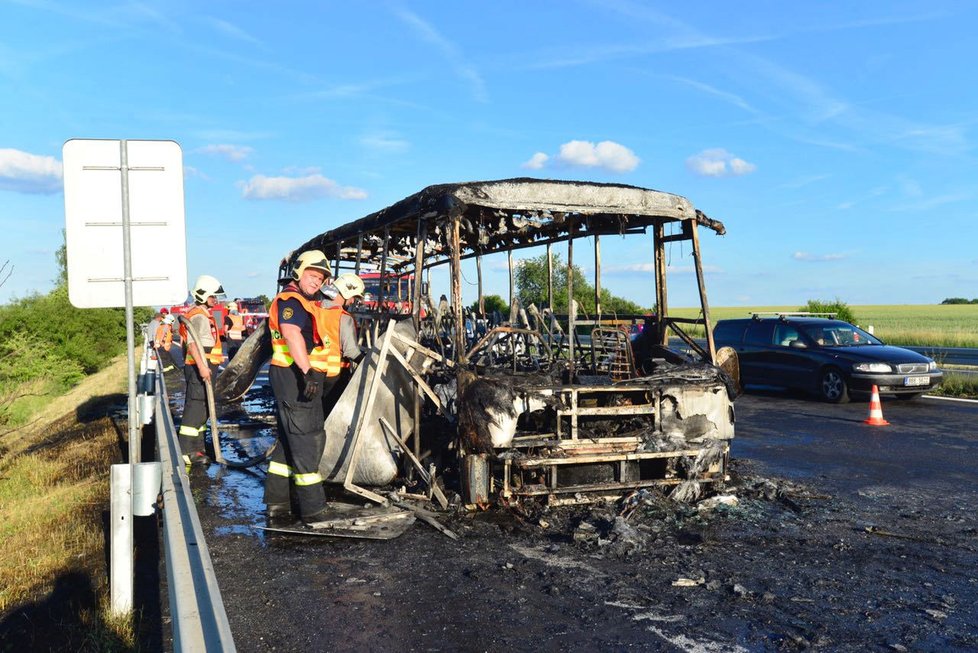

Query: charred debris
left=236, top=178, right=740, bottom=524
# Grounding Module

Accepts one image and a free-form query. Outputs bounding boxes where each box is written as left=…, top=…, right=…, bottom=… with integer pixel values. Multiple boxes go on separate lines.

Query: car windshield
left=802, top=324, right=882, bottom=347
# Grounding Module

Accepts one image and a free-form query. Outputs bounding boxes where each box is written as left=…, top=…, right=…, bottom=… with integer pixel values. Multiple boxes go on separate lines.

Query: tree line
left=467, top=253, right=651, bottom=318
left=940, top=297, right=978, bottom=304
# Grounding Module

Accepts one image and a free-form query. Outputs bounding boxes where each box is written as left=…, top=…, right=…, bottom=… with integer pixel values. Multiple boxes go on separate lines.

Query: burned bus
left=220, top=179, right=737, bottom=507
left=268, top=178, right=738, bottom=507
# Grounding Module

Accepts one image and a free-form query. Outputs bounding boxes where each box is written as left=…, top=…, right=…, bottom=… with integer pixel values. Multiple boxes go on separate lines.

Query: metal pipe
left=354, top=234, right=363, bottom=275
left=378, top=228, right=389, bottom=311
left=476, top=255, right=484, bottom=317
left=546, top=243, right=553, bottom=310
left=567, top=221, right=575, bottom=372
left=450, top=216, right=465, bottom=362
left=120, top=140, right=138, bottom=464
left=654, top=223, right=668, bottom=346
left=690, top=221, right=716, bottom=363
left=114, top=139, right=137, bottom=616
left=508, top=249, right=515, bottom=323
left=594, top=234, right=602, bottom=323
left=411, top=223, right=426, bottom=333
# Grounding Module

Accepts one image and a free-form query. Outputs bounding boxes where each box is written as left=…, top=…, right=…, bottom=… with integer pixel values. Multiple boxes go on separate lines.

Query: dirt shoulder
left=0, top=354, right=156, bottom=651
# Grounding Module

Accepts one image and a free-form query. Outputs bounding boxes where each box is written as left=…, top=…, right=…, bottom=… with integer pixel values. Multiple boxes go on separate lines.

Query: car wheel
left=818, top=367, right=850, bottom=403
left=896, top=392, right=924, bottom=401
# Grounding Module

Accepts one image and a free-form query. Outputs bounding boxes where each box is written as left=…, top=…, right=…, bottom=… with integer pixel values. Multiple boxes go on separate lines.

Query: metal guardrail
left=905, top=346, right=978, bottom=367
left=153, top=364, right=237, bottom=651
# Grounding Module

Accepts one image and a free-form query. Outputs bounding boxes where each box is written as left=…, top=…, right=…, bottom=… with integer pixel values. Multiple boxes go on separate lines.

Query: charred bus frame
left=288, top=178, right=735, bottom=506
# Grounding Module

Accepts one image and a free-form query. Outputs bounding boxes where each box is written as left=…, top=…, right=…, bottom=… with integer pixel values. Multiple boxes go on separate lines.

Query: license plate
left=904, top=376, right=929, bottom=387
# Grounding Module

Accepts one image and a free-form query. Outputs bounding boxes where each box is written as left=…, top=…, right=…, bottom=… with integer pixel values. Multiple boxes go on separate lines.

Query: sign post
left=62, top=138, right=188, bottom=615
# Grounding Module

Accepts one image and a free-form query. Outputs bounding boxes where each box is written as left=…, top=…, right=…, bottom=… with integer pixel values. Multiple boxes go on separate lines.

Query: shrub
left=468, top=294, right=509, bottom=317
left=0, top=331, right=84, bottom=426
left=0, top=286, right=152, bottom=375
left=799, top=298, right=857, bottom=325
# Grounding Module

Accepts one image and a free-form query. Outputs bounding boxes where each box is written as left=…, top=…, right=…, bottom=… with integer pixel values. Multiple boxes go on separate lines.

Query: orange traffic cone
left=864, top=385, right=890, bottom=426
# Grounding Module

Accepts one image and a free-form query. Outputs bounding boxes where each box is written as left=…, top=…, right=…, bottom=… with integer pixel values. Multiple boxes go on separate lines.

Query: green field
left=670, top=304, right=978, bottom=348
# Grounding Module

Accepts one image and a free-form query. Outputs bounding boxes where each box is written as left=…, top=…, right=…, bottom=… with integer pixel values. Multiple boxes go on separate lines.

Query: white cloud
left=240, top=173, right=367, bottom=202
left=792, top=251, right=846, bottom=262
left=0, top=148, right=63, bottom=194
left=686, top=148, right=756, bottom=178
left=524, top=140, right=639, bottom=173
left=360, top=133, right=410, bottom=153
left=198, top=144, right=253, bottom=162
left=522, top=152, right=549, bottom=170
left=558, top=140, right=639, bottom=172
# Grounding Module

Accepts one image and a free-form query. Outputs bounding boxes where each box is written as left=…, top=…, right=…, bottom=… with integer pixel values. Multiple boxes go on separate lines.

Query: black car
left=713, top=314, right=943, bottom=402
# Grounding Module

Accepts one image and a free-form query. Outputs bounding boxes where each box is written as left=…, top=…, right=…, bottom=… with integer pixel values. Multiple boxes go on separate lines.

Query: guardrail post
left=110, top=464, right=133, bottom=614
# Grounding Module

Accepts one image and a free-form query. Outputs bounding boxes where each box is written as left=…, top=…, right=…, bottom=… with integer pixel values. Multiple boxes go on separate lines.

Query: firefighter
left=224, top=300, right=246, bottom=361
left=178, top=274, right=225, bottom=465
left=155, top=313, right=176, bottom=372
left=264, top=251, right=366, bottom=524
left=320, top=272, right=367, bottom=416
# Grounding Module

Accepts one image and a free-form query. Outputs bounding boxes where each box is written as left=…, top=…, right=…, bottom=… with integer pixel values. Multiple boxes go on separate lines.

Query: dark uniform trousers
left=157, top=346, right=177, bottom=372
left=179, top=361, right=218, bottom=457
left=264, top=365, right=340, bottom=520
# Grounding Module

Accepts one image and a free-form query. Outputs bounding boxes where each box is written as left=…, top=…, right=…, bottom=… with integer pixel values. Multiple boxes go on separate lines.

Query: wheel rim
left=822, top=371, right=843, bottom=400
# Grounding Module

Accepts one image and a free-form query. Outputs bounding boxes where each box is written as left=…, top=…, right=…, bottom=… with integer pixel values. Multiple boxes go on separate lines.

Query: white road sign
left=63, top=139, right=188, bottom=308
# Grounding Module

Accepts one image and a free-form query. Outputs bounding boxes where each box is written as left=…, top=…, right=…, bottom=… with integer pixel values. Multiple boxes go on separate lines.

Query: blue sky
left=2, top=0, right=976, bottom=309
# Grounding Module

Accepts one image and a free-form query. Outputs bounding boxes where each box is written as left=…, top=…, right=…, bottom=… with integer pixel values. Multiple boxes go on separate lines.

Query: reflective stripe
left=179, top=424, right=202, bottom=437
left=268, top=461, right=293, bottom=478
left=182, top=454, right=192, bottom=464
left=293, top=472, right=323, bottom=486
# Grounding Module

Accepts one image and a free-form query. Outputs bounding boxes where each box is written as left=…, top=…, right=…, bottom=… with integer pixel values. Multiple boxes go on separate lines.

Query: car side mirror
left=789, top=339, right=807, bottom=349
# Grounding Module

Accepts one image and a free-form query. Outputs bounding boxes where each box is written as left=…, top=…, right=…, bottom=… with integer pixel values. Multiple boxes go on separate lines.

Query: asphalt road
left=732, top=389, right=978, bottom=512
left=175, top=385, right=978, bottom=652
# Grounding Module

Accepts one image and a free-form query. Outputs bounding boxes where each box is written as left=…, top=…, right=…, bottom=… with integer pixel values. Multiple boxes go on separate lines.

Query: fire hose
left=177, top=314, right=276, bottom=469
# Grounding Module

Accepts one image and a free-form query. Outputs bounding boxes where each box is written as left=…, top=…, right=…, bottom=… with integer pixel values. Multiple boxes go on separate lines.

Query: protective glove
left=303, top=368, right=327, bottom=400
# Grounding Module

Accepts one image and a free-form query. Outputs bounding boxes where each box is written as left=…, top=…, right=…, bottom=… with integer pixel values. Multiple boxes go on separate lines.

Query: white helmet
left=334, top=273, right=365, bottom=300
left=226, top=301, right=238, bottom=312
left=162, top=314, right=175, bottom=325
left=292, top=250, right=332, bottom=281
left=192, top=274, right=225, bottom=303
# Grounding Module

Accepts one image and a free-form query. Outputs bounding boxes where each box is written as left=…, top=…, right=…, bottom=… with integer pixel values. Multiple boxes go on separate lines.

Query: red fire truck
left=359, top=271, right=416, bottom=314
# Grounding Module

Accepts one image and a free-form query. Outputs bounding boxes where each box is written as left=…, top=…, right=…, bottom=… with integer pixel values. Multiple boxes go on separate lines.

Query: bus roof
left=291, top=177, right=724, bottom=272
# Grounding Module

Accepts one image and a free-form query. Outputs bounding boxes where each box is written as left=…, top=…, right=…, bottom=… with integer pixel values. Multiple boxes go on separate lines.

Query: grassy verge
left=928, top=371, right=978, bottom=399
left=0, top=356, right=137, bottom=650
